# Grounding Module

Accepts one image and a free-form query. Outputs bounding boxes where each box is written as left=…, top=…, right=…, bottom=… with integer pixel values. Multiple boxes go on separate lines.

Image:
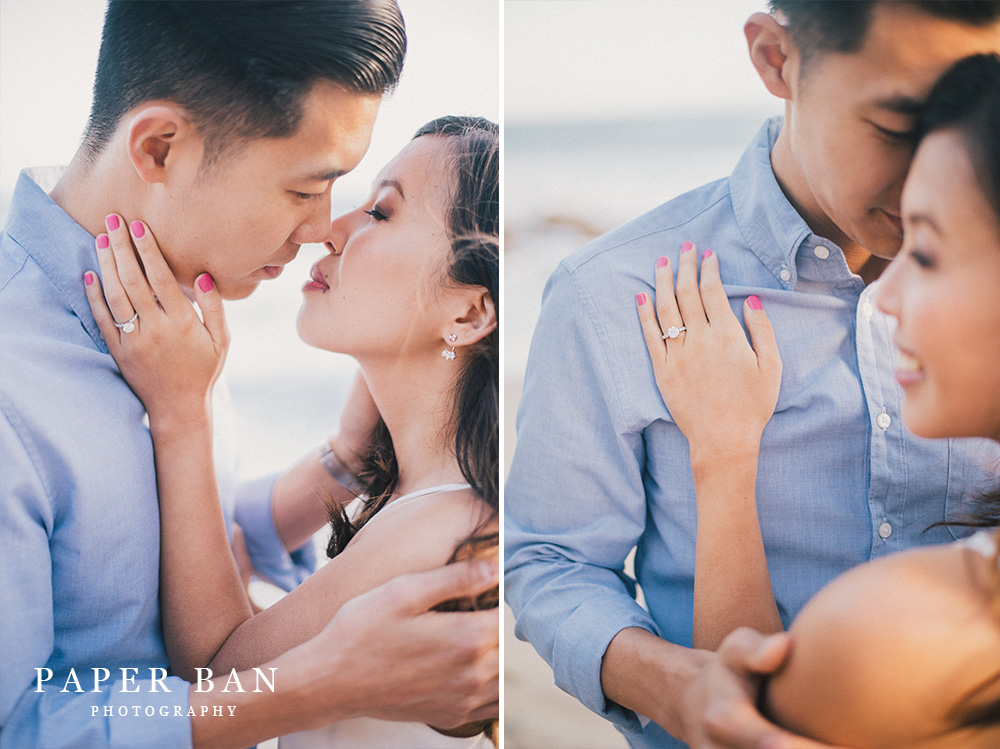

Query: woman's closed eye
left=364, top=207, right=388, bottom=221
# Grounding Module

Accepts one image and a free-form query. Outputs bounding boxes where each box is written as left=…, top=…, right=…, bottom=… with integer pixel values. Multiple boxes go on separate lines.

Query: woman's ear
left=446, top=287, right=497, bottom=348
left=125, top=103, right=202, bottom=184
left=745, top=12, right=797, bottom=101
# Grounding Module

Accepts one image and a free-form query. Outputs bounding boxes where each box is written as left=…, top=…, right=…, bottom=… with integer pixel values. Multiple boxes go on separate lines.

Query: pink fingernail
left=84, top=271, right=95, bottom=286
left=197, top=274, right=214, bottom=293
left=105, top=214, right=120, bottom=231
left=130, top=221, right=145, bottom=238
left=636, top=292, right=646, bottom=306
left=656, top=256, right=669, bottom=268
left=97, top=234, right=110, bottom=249
left=703, top=249, right=714, bottom=258
left=747, top=295, right=763, bottom=311
left=681, top=241, right=694, bottom=253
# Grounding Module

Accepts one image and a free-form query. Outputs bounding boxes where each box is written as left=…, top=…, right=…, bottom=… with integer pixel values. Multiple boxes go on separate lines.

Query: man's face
left=782, top=4, right=1000, bottom=259
left=147, top=81, right=381, bottom=300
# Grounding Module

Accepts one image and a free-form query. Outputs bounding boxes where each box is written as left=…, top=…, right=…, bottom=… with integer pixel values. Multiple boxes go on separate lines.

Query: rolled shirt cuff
left=550, top=593, right=663, bottom=732
left=233, top=473, right=317, bottom=591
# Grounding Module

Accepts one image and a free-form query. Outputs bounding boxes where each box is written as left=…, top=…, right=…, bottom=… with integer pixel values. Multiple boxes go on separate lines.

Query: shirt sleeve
left=504, top=262, right=662, bottom=732
left=0, top=409, right=193, bottom=749
left=233, top=473, right=316, bottom=591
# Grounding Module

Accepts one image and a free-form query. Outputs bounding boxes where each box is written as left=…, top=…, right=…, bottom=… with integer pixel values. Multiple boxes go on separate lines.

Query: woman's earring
left=442, top=333, right=457, bottom=361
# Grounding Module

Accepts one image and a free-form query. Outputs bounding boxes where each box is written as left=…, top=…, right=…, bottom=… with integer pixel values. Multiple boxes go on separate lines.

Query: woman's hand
left=84, top=214, right=229, bottom=430
left=636, top=243, right=781, bottom=466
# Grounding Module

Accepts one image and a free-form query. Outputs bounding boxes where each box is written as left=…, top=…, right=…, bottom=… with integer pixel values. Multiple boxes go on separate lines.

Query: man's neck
left=49, top=148, right=139, bottom=240
left=769, top=124, right=888, bottom=285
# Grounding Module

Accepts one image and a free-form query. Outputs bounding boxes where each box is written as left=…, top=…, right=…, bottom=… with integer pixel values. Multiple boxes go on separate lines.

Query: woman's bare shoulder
left=765, top=541, right=1000, bottom=748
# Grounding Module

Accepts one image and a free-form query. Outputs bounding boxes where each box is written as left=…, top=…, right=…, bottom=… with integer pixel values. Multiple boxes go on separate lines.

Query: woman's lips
left=303, top=262, right=330, bottom=292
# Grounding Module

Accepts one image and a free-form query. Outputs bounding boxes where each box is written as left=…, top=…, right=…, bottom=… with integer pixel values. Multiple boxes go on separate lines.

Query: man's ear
left=125, top=104, right=202, bottom=184
left=446, top=287, right=497, bottom=348
left=745, top=12, right=797, bottom=101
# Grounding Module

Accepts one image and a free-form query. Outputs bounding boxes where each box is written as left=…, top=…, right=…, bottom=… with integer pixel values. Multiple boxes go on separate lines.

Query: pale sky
left=0, top=0, right=500, bottom=213
left=506, top=0, right=776, bottom=124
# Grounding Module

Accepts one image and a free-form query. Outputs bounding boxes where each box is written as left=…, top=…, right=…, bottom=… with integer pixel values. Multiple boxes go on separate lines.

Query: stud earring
left=442, top=333, right=457, bottom=361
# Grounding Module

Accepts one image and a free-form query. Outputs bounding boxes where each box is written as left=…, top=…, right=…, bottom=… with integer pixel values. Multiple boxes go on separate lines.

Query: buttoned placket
left=855, top=280, right=905, bottom=556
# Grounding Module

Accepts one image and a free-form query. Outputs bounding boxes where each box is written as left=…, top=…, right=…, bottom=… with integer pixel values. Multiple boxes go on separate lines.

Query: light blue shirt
left=0, top=170, right=315, bottom=748
left=504, top=118, right=1000, bottom=748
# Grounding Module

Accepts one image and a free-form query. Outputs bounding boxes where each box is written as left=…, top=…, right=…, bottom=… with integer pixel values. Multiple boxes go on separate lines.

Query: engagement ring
left=662, top=325, right=686, bottom=340
left=113, top=311, right=138, bottom=333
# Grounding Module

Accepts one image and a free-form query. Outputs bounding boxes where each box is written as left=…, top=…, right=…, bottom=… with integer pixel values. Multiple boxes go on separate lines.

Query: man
left=0, top=2, right=497, bottom=747
left=505, top=2, right=1000, bottom=747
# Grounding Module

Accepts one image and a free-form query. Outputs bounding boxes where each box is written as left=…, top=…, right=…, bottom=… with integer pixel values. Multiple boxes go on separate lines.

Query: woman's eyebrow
left=374, top=178, right=405, bottom=199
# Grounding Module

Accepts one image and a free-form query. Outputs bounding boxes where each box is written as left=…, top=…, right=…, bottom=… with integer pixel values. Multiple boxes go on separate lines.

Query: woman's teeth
left=897, top=352, right=923, bottom=372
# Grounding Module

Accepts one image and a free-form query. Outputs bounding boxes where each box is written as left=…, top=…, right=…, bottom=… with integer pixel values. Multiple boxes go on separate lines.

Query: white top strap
left=380, top=482, right=473, bottom=515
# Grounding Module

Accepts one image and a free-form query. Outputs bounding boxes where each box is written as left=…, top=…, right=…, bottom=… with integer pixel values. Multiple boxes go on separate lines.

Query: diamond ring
left=661, top=325, right=687, bottom=340
left=113, top=311, right=139, bottom=334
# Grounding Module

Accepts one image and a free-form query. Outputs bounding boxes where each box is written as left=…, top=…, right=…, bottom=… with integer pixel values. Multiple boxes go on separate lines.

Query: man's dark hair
left=83, top=0, right=406, bottom=163
left=769, top=1, right=1000, bottom=66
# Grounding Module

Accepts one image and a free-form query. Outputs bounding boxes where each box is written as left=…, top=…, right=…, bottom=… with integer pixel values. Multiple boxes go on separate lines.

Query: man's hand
left=313, top=558, right=500, bottom=728
left=681, top=628, right=837, bottom=749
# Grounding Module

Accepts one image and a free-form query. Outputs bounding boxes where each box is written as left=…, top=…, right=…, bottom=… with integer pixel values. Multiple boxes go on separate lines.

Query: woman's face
left=877, top=129, right=1000, bottom=441
left=296, top=135, right=459, bottom=361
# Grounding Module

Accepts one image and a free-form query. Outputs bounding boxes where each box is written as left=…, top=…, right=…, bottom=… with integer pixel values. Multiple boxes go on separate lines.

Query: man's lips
left=303, top=262, right=330, bottom=291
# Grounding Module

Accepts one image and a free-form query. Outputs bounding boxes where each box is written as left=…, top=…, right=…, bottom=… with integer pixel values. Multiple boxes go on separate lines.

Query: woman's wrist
left=688, top=437, right=761, bottom=476
left=147, top=401, right=213, bottom=441
left=319, top=438, right=364, bottom=494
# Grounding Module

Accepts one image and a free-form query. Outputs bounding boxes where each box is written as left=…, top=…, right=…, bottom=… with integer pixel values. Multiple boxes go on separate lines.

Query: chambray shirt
left=504, top=118, right=1000, bottom=749
left=0, top=170, right=315, bottom=748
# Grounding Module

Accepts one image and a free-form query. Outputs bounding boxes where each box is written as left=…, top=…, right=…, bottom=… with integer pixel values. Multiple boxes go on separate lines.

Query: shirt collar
left=5, top=168, right=107, bottom=352
left=729, top=116, right=814, bottom=288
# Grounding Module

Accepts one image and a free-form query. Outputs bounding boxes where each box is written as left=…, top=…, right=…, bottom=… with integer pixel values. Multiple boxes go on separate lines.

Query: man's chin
left=217, top=278, right=261, bottom=301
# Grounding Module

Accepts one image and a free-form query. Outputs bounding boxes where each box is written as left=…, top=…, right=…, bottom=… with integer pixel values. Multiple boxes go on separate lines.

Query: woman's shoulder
left=347, top=485, right=496, bottom=568
left=764, top=539, right=1000, bottom=747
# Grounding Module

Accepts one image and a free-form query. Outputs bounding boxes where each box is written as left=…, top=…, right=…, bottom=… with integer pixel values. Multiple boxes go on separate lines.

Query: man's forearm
left=189, top=644, right=345, bottom=748
left=600, top=626, right=711, bottom=743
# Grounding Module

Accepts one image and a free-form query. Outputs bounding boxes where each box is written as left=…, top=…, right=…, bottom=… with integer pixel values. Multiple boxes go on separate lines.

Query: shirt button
left=814, top=245, right=830, bottom=259
left=779, top=268, right=792, bottom=282
left=878, top=522, right=893, bottom=539
left=876, top=412, right=891, bottom=430
left=861, top=301, right=874, bottom=319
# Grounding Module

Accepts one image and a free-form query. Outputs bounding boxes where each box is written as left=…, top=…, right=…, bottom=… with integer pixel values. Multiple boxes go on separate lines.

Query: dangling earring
left=441, top=333, right=457, bottom=361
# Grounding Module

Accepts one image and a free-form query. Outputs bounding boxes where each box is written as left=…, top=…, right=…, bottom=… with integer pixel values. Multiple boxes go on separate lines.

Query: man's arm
left=189, top=562, right=499, bottom=748
left=0, top=410, right=194, bottom=749
left=505, top=262, right=666, bottom=731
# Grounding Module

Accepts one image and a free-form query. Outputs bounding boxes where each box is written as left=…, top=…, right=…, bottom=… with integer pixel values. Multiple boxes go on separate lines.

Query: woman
left=84, top=116, right=498, bottom=747
left=636, top=55, right=1000, bottom=747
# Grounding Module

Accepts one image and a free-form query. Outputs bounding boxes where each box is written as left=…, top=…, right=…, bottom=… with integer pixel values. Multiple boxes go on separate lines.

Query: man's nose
left=290, top=192, right=334, bottom=245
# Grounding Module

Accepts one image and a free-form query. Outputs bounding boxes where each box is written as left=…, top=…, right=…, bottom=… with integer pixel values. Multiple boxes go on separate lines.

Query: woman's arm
left=269, top=372, right=379, bottom=552
left=636, top=244, right=783, bottom=649
left=210, top=489, right=496, bottom=673
left=85, top=217, right=252, bottom=678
